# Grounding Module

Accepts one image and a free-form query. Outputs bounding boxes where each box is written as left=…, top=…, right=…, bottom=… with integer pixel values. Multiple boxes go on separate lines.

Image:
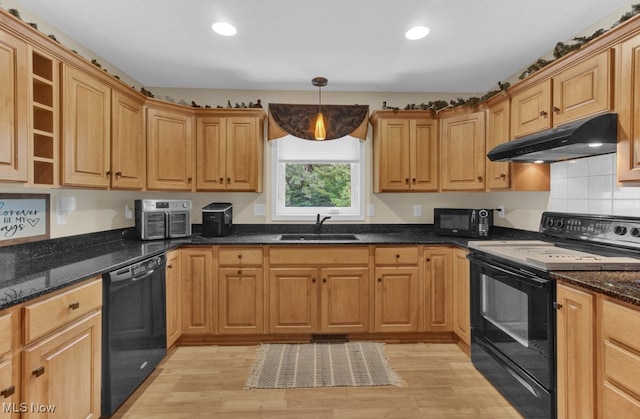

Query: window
left=271, top=135, right=365, bottom=221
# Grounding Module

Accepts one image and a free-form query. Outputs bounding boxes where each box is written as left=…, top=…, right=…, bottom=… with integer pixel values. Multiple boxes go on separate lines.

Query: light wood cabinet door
left=181, top=248, right=214, bottom=335
left=374, top=118, right=411, bottom=192
left=440, top=111, right=486, bottom=191
left=0, top=357, right=15, bottom=419
left=0, top=30, right=28, bottom=182
left=452, top=248, right=470, bottom=349
left=111, top=90, right=145, bottom=189
left=226, top=117, right=260, bottom=191
left=196, top=116, right=226, bottom=190
left=22, top=311, right=101, bottom=419
left=373, top=266, right=419, bottom=333
left=511, top=79, right=552, bottom=138
left=556, top=282, right=595, bottom=419
left=552, top=50, right=612, bottom=126
left=166, top=249, right=182, bottom=347
left=320, top=267, right=369, bottom=333
left=599, top=298, right=640, bottom=418
left=146, top=103, right=194, bottom=191
left=218, top=267, right=264, bottom=335
left=61, top=65, right=111, bottom=188
left=618, top=33, right=640, bottom=182
left=269, top=268, right=318, bottom=334
left=410, top=119, right=438, bottom=191
left=423, top=247, right=452, bottom=332
left=486, top=98, right=510, bottom=190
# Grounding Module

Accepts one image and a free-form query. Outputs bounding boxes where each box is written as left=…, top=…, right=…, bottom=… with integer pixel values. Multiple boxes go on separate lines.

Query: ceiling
left=11, top=0, right=632, bottom=93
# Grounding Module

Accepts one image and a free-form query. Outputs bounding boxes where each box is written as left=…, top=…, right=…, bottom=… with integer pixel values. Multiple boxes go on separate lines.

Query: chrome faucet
left=315, top=214, right=331, bottom=234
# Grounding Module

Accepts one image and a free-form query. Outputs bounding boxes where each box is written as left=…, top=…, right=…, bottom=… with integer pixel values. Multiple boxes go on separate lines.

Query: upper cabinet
left=146, top=99, right=194, bottom=191
left=486, top=96, right=550, bottom=191
left=195, top=110, right=265, bottom=192
left=511, top=50, right=614, bottom=138
left=111, top=90, right=145, bottom=189
left=370, top=111, right=438, bottom=192
left=0, top=29, right=28, bottom=183
left=61, top=65, right=111, bottom=188
left=617, top=32, right=640, bottom=182
left=440, top=110, right=486, bottom=191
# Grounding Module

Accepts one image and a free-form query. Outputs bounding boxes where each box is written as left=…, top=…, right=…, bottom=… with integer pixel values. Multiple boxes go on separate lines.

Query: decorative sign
left=0, top=193, right=50, bottom=247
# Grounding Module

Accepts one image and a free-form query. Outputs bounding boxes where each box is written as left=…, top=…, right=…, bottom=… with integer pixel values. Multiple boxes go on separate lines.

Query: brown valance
left=268, top=103, right=369, bottom=141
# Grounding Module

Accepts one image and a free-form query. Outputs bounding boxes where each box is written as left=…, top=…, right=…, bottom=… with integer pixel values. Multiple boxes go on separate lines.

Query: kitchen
left=2, top=0, right=640, bottom=418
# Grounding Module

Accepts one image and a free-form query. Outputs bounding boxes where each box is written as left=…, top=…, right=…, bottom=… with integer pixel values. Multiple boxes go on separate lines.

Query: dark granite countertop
left=3, top=222, right=637, bottom=311
left=551, top=270, right=640, bottom=307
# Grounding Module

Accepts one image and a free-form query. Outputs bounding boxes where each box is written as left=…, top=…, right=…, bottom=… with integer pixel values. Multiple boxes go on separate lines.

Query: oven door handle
left=486, top=263, right=550, bottom=288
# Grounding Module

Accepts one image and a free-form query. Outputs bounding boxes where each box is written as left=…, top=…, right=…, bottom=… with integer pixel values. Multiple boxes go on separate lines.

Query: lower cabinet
left=181, top=247, right=215, bottom=336
left=218, top=267, right=264, bottom=334
left=166, top=249, right=182, bottom=347
left=0, top=312, right=17, bottom=419
left=556, top=282, right=595, bottom=419
left=22, top=311, right=101, bottom=419
left=452, top=248, right=471, bottom=348
left=423, top=247, right=453, bottom=332
left=268, top=267, right=369, bottom=334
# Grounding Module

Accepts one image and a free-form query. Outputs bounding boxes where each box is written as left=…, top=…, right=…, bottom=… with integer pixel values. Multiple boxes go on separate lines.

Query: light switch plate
left=253, top=203, right=266, bottom=216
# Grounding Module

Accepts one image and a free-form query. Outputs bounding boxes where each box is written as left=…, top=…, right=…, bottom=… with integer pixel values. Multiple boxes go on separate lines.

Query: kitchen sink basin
left=277, top=234, right=360, bottom=241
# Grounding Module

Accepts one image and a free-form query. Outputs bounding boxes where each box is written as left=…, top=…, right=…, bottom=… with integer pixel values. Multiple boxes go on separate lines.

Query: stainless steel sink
left=277, top=234, right=360, bottom=241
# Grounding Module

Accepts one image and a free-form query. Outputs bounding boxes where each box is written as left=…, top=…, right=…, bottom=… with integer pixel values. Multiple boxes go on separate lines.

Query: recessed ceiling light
left=405, top=26, right=429, bottom=40
left=212, top=22, right=237, bottom=36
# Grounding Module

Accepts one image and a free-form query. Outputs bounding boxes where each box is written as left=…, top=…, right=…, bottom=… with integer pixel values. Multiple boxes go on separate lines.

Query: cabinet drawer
left=23, top=278, right=102, bottom=344
left=603, top=340, right=640, bottom=398
left=375, top=247, right=419, bottom=265
left=219, top=247, right=263, bottom=266
left=0, top=313, right=11, bottom=356
left=269, top=247, right=369, bottom=266
left=602, top=299, right=640, bottom=352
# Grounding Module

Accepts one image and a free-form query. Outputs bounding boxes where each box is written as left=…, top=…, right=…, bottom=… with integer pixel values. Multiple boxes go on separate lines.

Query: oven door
left=469, top=253, right=555, bottom=389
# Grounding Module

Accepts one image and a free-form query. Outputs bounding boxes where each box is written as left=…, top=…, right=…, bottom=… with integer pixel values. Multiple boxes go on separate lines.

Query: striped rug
left=244, top=342, right=404, bottom=389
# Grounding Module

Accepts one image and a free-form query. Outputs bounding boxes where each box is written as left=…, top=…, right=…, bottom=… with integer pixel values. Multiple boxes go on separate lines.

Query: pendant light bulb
left=312, top=77, right=328, bottom=141
left=315, top=112, right=326, bottom=141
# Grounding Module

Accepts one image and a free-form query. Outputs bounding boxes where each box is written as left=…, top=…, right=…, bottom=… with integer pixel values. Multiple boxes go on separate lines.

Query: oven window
left=440, top=214, right=468, bottom=230
left=481, top=274, right=529, bottom=347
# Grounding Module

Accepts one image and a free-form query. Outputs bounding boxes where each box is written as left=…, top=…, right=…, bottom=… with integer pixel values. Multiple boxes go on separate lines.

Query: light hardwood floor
left=112, top=343, right=522, bottom=418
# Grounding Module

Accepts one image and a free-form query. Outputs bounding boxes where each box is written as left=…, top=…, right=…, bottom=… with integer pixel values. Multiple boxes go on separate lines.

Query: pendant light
left=312, top=77, right=327, bottom=140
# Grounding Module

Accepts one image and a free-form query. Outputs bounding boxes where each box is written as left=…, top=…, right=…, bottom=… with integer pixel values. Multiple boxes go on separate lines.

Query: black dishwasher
left=102, top=254, right=167, bottom=417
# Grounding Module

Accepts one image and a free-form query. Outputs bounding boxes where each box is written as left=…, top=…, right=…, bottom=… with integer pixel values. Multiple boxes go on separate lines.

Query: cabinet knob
left=237, top=269, right=242, bottom=275
left=1, top=385, right=15, bottom=398
left=553, top=302, right=563, bottom=310
left=553, top=106, right=561, bottom=113
left=426, top=257, right=431, bottom=262
left=412, top=178, right=416, bottom=184
left=405, top=178, right=409, bottom=184
left=115, top=171, right=122, bottom=178
left=187, top=177, right=193, bottom=183
left=500, top=173, right=506, bottom=178
left=377, top=278, right=382, bottom=282
left=312, top=278, right=316, bottom=283
left=227, top=177, right=231, bottom=183
left=539, top=111, right=548, bottom=117
left=237, top=254, right=242, bottom=259
left=477, top=176, right=483, bottom=181
left=167, top=264, right=173, bottom=269
left=106, top=170, right=112, bottom=177
left=323, top=278, right=327, bottom=283
left=32, top=366, right=45, bottom=377
left=220, top=177, right=224, bottom=184
left=69, top=302, right=80, bottom=310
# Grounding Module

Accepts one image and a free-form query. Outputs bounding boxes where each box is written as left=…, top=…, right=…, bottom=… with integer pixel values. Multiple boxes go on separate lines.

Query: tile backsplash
left=549, top=154, right=640, bottom=216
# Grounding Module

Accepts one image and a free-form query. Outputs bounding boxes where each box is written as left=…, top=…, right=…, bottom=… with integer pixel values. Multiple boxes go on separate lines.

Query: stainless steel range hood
left=487, top=113, right=617, bottom=163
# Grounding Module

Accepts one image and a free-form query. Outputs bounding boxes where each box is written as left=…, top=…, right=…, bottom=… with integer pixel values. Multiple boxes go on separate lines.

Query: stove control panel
left=541, top=212, right=640, bottom=250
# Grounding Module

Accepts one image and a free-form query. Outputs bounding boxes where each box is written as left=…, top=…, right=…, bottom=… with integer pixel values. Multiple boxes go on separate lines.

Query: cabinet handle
left=500, top=173, right=506, bottom=178
left=220, top=177, right=224, bottom=184
left=553, top=302, right=563, bottom=310
left=115, top=171, right=122, bottom=178
left=1, top=385, right=15, bottom=398
left=187, top=177, right=193, bottom=183
left=237, top=269, right=242, bottom=275
left=227, top=177, right=231, bottom=184
left=323, top=278, right=327, bottom=283
left=426, top=257, right=431, bottom=262
left=539, top=111, right=548, bottom=117
left=69, top=302, right=80, bottom=310
left=106, top=170, right=112, bottom=178
left=412, top=178, right=416, bottom=184
left=405, top=178, right=409, bottom=184
left=32, top=366, right=45, bottom=377
left=312, top=278, right=316, bottom=283
left=237, top=254, right=242, bottom=259
left=377, top=278, right=382, bottom=282
left=553, top=106, right=560, bottom=113
left=167, top=264, right=173, bottom=269
left=477, top=175, right=483, bottom=181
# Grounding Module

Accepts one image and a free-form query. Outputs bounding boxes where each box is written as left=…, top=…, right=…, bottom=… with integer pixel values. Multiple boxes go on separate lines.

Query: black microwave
left=434, top=208, right=493, bottom=238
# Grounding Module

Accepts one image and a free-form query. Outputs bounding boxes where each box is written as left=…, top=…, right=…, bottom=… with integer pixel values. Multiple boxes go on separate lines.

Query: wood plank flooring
left=112, top=343, right=522, bottom=418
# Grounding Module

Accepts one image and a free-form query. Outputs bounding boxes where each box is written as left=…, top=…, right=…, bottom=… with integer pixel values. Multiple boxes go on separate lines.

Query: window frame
left=270, top=136, right=365, bottom=222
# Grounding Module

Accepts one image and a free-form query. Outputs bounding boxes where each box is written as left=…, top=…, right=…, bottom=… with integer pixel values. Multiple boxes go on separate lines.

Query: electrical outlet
left=367, top=203, right=375, bottom=217
left=413, top=204, right=422, bottom=217
left=497, top=205, right=505, bottom=219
